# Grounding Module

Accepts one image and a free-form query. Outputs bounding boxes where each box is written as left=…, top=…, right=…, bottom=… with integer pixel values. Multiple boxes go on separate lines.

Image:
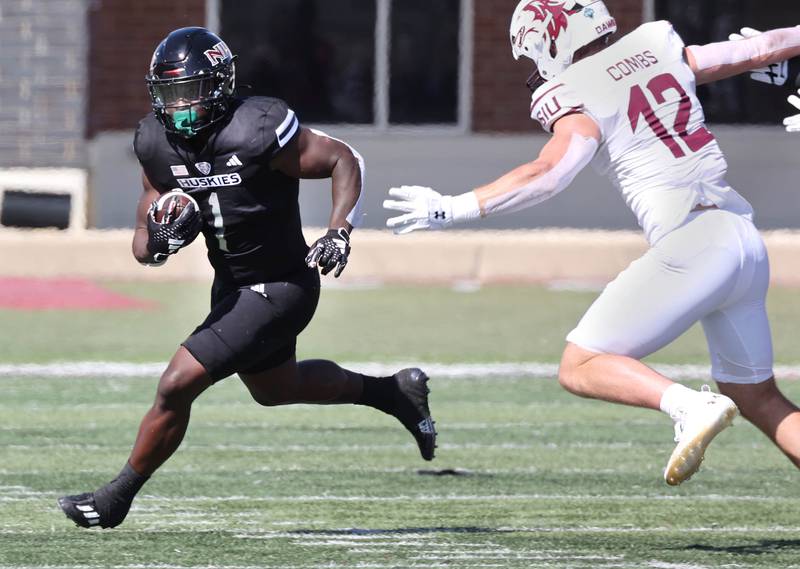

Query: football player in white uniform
left=384, top=0, right=800, bottom=485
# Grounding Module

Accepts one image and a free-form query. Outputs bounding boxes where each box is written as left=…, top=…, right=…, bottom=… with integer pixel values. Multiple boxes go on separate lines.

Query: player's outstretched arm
left=382, top=114, right=599, bottom=235
left=271, top=127, right=364, bottom=277
left=474, top=114, right=599, bottom=216
left=686, top=26, right=800, bottom=85
left=728, top=28, right=790, bottom=86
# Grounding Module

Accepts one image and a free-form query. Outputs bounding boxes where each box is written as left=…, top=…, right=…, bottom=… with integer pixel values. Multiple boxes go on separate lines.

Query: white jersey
left=530, top=21, right=754, bottom=245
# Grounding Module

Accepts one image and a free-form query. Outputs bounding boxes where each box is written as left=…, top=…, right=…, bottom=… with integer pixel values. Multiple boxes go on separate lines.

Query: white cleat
left=664, top=386, right=738, bottom=486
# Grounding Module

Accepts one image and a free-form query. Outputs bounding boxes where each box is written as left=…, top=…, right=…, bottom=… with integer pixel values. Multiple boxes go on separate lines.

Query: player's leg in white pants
left=558, top=210, right=768, bottom=483
left=559, top=210, right=752, bottom=409
left=700, top=231, right=800, bottom=468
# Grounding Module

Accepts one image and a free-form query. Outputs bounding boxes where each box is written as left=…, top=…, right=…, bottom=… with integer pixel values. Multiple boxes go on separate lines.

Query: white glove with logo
left=784, top=90, right=800, bottom=133
left=729, top=27, right=789, bottom=86
left=383, top=186, right=454, bottom=234
left=384, top=184, right=480, bottom=235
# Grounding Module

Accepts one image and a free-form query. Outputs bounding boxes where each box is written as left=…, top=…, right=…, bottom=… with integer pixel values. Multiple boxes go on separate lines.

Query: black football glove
left=305, top=228, right=351, bottom=277
left=146, top=200, right=202, bottom=263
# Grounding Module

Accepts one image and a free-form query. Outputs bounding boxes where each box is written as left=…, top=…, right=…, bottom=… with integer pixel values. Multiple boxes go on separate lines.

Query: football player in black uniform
left=58, top=27, right=436, bottom=529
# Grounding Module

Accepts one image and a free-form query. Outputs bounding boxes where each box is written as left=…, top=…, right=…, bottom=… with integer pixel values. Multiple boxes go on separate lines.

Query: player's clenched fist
left=306, top=228, right=351, bottom=277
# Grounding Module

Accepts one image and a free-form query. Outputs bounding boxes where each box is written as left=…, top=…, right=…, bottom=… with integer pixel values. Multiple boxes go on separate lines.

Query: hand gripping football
left=153, top=190, right=200, bottom=224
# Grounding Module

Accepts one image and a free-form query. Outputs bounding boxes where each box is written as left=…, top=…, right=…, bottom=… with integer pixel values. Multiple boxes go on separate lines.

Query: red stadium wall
left=472, top=0, right=644, bottom=132
left=87, top=0, right=205, bottom=137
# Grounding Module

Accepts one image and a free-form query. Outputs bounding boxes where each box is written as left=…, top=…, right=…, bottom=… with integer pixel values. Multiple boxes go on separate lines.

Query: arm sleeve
left=482, top=133, right=598, bottom=217
left=687, top=26, right=800, bottom=71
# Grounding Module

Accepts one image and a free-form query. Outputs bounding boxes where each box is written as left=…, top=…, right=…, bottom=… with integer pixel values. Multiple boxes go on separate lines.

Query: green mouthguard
left=172, top=108, right=197, bottom=136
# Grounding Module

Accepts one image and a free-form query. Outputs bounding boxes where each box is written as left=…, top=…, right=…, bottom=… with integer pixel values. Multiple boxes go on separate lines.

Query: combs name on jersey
left=176, top=173, right=243, bottom=189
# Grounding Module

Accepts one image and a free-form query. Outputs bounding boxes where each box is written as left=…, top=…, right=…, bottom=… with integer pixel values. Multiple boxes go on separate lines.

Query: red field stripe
left=0, top=277, right=155, bottom=310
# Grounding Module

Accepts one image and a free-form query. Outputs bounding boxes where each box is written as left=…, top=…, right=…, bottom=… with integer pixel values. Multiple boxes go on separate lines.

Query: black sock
left=108, top=462, right=149, bottom=498
left=93, top=462, right=149, bottom=526
left=355, top=375, right=398, bottom=415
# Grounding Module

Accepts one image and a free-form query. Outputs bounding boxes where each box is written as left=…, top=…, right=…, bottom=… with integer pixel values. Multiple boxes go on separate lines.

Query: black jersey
left=134, top=96, right=307, bottom=285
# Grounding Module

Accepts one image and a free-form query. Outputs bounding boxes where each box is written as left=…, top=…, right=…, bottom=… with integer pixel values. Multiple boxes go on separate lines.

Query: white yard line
left=0, top=440, right=770, bottom=453
left=2, top=361, right=800, bottom=379
left=2, top=492, right=795, bottom=504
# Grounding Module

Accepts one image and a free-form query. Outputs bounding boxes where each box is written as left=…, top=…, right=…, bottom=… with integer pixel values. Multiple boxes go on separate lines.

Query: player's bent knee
left=558, top=366, right=585, bottom=395
left=558, top=359, right=588, bottom=395
left=155, top=368, right=203, bottom=410
left=558, top=343, right=598, bottom=395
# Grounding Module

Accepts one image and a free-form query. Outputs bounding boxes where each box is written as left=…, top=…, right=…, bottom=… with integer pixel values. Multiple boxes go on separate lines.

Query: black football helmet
left=146, top=27, right=236, bottom=137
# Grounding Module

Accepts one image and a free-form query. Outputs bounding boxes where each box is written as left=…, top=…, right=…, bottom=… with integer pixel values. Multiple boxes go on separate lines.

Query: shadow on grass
left=687, top=540, right=800, bottom=555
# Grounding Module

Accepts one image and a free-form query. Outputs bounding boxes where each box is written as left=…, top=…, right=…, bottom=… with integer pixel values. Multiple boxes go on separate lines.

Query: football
left=153, top=190, right=199, bottom=224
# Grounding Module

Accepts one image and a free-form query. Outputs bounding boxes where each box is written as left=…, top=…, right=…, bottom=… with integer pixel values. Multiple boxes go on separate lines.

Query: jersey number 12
left=627, top=72, right=714, bottom=159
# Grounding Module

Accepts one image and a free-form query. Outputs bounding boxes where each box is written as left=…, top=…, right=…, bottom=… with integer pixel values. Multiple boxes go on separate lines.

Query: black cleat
left=58, top=493, right=104, bottom=528
left=392, top=368, right=437, bottom=461
left=58, top=491, right=131, bottom=529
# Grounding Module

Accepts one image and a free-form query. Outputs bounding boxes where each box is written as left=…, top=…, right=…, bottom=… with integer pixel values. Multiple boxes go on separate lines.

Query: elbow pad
left=483, top=134, right=598, bottom=216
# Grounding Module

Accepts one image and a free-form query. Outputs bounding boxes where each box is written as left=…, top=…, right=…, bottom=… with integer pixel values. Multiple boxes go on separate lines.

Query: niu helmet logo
left=522, top=1, right=583, bottom=41
left=204, top=41, right=231, bottom=65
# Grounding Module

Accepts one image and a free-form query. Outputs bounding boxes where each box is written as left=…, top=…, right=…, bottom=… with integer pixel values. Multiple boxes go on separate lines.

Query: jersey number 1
left=627, top=72, right=714, bottom=159
left=208, top=192, right=229, bottom=252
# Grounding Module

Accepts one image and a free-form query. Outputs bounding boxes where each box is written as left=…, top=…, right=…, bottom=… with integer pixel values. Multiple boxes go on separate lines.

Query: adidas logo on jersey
left=226, top=154, right=243, bottom=167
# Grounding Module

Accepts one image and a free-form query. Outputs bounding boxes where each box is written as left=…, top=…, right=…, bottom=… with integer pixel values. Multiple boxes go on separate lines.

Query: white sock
left=659, top=383, right=699, bottom=418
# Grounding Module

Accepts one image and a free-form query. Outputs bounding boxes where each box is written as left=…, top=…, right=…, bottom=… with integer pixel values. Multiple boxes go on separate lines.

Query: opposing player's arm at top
left=383, top=113, right=599, bottom=234
left=271, top=126, right=365, bottom=277
left=684, top=25, right=800, bottom=86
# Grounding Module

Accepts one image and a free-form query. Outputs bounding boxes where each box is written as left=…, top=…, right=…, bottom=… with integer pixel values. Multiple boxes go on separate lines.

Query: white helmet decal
left=510, top=0, right=617, bottom=81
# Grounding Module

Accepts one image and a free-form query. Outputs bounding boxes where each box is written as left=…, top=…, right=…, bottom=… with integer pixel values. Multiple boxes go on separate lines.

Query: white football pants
left=567, top=209, right=773, bottom=383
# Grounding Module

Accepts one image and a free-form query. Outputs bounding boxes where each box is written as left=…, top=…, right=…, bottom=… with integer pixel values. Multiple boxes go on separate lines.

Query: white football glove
left=784, top=90, right=800, bottom=133
left=383, top=185, right=454, bottom=234
left=729, top=27, right=789, bottom=86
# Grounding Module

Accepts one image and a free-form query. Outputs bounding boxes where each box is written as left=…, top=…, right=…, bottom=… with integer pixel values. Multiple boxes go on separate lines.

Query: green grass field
left=2, top=282, right=800, bottom=568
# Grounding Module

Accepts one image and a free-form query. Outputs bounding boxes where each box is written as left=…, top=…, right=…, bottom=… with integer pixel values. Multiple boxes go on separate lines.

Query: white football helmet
left=510, top=0, right=617, bottom=82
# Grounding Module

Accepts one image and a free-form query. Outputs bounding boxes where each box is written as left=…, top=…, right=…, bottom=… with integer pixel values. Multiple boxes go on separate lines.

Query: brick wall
left=473, top=0, right=645, bottom=132
left=87, top=0, right=643, bottom=136
left=0, top=0, right=87, bottom=167
left=87, top=0, right=205, bottom=136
